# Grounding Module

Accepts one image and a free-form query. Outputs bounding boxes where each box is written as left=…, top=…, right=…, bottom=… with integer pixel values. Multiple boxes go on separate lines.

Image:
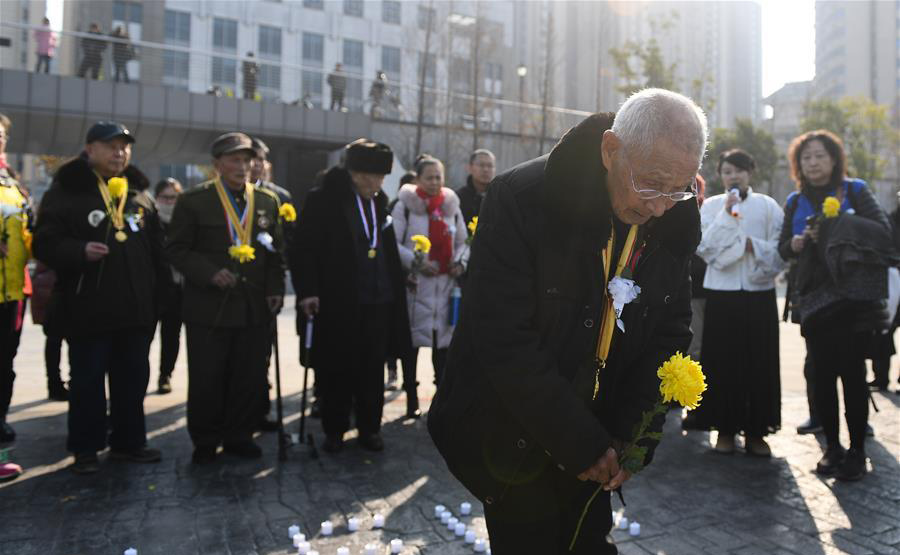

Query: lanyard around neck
left=356, top=194, right=377, bottom=251
left=214, top=178, right=253, bottom=246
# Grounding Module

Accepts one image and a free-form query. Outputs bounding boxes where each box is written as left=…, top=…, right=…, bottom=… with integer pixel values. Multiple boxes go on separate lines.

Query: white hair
left=611, top=88, right=709, bottom=169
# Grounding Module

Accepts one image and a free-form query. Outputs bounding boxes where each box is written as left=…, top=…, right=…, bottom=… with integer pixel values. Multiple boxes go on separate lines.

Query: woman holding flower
left=392, top=155, right=467, bottom=415
left=778, top=130, right=893, bottom=481
left=693, top=149, right=784, bottom=456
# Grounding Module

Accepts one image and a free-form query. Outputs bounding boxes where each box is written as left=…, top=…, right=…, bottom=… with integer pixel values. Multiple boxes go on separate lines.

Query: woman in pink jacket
left=33, top=18, right=57, bottom=74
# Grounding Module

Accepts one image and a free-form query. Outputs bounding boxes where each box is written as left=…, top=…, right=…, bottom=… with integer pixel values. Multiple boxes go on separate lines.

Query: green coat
left=166, top=180, right=285, bottom=328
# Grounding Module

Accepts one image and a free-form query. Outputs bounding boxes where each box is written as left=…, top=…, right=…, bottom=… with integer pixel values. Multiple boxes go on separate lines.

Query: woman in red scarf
left=392, top=156, right=467, bottom=418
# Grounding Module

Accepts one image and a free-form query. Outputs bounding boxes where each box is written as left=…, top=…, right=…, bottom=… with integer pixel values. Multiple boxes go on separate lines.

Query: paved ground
left=1, top=298, right=898, bottom=555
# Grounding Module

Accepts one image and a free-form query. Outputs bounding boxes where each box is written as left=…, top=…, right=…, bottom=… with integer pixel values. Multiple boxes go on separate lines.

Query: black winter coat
left=33, top=157, right=163, bottom=339
left=427, top=113, right=699, bottom=509
left=456, top=176, right=485, bottom=230
left=289, top=166, right=412, bottom=365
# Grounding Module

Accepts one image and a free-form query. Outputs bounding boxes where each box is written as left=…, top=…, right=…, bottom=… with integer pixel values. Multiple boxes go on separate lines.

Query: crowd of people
left=0, top=88, right=897, bottom=506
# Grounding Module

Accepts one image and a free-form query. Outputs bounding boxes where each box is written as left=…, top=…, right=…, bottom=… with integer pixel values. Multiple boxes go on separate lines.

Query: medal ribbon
left=93, top=171, right=126, bottom=236
left=593, top=223, right=640, bottom=400
left=213, top=178, right=254, bottom=247
left=355, top=194, right=378, bottom=252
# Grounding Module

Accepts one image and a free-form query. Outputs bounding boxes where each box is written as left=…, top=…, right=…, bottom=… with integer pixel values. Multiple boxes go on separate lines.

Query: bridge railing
left=2, top=21, right=590, bottom=140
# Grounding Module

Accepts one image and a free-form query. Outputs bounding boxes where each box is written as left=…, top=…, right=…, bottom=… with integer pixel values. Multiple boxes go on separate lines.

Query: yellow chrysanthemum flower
left=228, top=244, right=256, bottom=264
left=279, top=202, right=297, bottom=222
left=657, top=352, right=707, bottom=410
left=822, top=196, right=841, bottom=218
left=467, top=216, right=479, bottom=235
left=411, top=234, right=431, bottom=254
left=107, top=177, right=128, bottom=199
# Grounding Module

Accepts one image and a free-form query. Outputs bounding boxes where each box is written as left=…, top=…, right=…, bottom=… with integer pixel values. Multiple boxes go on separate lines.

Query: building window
left=163, top=50, right=190, bottom=88
left=258, top=64, right=282, bottom=93
left=450, top=57, right=471, bottom=93
left=212, top=57, right=237, bottom=85
left=418, top=5, right=436, bottom=31
left=113, top=1, right=143, bottom=24
left=213, top=17, right=238, bottom=51
left=381, top=46, right=401, bottom=80
left=418, top=52, right=436, bottom=87
left=302, top=70, right=323, bottom=107
left=382, top=1, right=401, bottom=24
left=343, top=39, right=364, bottom=69
left=259, top=25, right=282, bottom=60
left=485, top=61, right=503, bottom=97
left=344, top=0, right=364, bottom=18
left=164, top=10, right=190, bottom=44
left=302, top=32, right=324, bottom=65
left=303, top=0, right=324, bottom=9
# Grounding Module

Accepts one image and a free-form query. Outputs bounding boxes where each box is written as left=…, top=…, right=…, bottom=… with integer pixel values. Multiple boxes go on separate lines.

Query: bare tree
left=414, top=0, right=436, bottom=158
left=471, top=0, right=483, bottom=152
left=538, top=3, right=554, bottom=156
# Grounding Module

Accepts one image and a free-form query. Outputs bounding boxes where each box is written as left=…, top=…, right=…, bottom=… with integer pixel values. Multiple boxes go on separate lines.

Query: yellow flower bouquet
left=822, top=196, right=841, bottom=219
left=279, top=202, right=297, bottom=222
left=228, top=244, right=256, bottom=264
left=107, top=177, right=129, bottom=199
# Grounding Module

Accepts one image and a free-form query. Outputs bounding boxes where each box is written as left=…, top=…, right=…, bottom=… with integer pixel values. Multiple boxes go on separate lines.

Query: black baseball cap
left=85, top=121, right=135, bottom=144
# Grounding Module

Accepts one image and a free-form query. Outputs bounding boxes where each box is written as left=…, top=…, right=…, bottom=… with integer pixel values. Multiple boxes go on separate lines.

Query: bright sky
left=759, top=0, right=816, bottom=97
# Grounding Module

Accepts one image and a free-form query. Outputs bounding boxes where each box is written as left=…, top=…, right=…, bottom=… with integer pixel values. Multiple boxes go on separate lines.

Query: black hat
left=251, top=137, right=270, bottom=159
left=86, top=121, right=135, bottom=144
left=211, top=132, right=257, bottom=158
left=344, top=138, right=393, bottom=175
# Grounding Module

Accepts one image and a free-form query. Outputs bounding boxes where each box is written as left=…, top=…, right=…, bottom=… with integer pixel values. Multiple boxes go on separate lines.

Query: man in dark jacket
left=457, top=149, right=496, bottom=229
left=428, top=89, right=707, bottom=554
left=33, top=121, right=163, bottom=474
left=77, top=23, right=107, bottom=80
left=290, top=139, right=411, bottom=453
left=166, top=133, right=285, bottom=464
left=327, top=63, right=347, bottom=111
left=242, top=52, right=259, bottom=100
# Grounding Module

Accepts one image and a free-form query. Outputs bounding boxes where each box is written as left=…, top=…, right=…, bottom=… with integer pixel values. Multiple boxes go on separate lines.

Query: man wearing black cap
left=33, top=121, right=163, bottom=474
left=290, top=138, right=412, bottom=453
left=166, top=132, right=285, bottom=464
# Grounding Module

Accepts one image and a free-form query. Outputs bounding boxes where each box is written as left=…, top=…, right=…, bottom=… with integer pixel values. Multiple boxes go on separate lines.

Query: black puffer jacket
left=428, top=113, right=699, bottom=508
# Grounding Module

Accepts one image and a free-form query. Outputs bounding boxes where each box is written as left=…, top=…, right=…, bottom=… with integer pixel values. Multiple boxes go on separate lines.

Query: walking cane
left=299, top=315, right=318, bottom=458
left=272, top=318, right=288, bottom=462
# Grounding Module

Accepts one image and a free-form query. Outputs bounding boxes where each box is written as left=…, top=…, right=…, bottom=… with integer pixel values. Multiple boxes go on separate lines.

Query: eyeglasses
left=626, top=155, right=697, bottom=202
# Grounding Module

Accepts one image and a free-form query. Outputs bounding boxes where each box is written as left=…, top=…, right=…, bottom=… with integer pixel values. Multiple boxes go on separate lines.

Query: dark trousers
left=67, top=328, right=152, bottom=453
left=806, top=319, right=869, bottom=451
left=330, top=92, right=345, bottom=111
left=401, top=336, right=448, bottom=392
left=35, top=54, right=51, bottom=73
left=485, top=469, right=616, bottom=554
left=114, top=62, right=129, bottom=83
left=77, top=56, right=100, bottom=79
left=157, top=299, right=183, bottom=379
left=44, top=330, right=65, bottom=387
left=320, top=304, right=390, bottom=437
left=803, top=342, right=817, bottom=421
left=0, top=301, right=25, bottom=422
left=871, top=356, right=893, bottom=387
left=185, top=323, right=269, bottom=448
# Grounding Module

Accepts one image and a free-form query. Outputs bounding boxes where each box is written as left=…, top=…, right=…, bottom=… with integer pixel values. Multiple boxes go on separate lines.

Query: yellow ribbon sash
left=593, top=223, right=640, bottom=400
left=213, top=178, right=256, bottom=263
left=93, top=172, right=128, bottom=242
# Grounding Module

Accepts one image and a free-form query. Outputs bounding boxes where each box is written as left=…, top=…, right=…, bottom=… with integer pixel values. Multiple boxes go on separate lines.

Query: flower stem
left=568, top=483, right=604, bottom=552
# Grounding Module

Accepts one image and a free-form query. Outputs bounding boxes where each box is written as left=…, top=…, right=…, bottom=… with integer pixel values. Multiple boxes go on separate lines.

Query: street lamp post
left=517, top=64, right=527, bottom=136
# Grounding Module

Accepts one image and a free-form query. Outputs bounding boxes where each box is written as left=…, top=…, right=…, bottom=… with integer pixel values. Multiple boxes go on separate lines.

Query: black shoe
left=867, top=380, right=888, bottom=392
left=359, top=433, right=384, bottom=452
left=256, top=417, right=279, bottom=432
left=796, top=418, right=823, bottom=435
left=866, top=423, right=875, bottom=437
left=223, top=440, right=262, bottom=459
left=815, top=445, right=845, bottom=476
left=310, top=399, right=322, bottom=419
left=405, top=392, right=421, bottom=420
left=836, top=448, right=867, bottom=481
left=192, top=446, right=217, bottom=465
left=323, top=434, right=344, bottom=453
left=109, top=447, right=162, bottom=463
left=157, top=375, right=172, bottom=395
left=0, top=422, right=15, bottom=443
left=71, top=451, right=100, bottom=474
left=48, top=382, right=69, bottom=402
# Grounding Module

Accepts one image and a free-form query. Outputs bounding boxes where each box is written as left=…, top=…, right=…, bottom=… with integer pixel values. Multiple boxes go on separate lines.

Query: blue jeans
left=67, top=328, right=152, bottom=453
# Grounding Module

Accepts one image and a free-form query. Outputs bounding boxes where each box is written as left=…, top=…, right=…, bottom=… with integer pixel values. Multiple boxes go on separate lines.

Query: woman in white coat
left=692, top=149, right=785, bottom=456
left=392, top=156, right=467, bottom=418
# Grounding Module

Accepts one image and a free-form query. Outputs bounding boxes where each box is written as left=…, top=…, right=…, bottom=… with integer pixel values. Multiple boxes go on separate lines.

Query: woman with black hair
left=779, top=130, right=894, bottom=481
left=693, top=149, right=785, bottom=456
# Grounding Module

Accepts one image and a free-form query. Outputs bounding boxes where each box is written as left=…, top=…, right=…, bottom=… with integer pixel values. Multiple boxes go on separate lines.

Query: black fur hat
left=344, top=138, right=393, bottom=175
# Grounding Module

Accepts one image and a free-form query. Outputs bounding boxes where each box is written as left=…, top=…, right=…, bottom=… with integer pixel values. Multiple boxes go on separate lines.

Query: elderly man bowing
left=428, top=89, right=707, bottom=554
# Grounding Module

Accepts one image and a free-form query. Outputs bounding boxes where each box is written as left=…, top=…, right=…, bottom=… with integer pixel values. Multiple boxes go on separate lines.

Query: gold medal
left=115, top=230, right=128, bottom=242
left=368, top=248, right=376, bottom=259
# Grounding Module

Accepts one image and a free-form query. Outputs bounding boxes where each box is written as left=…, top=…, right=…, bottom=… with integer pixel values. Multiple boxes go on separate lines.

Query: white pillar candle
left=288, top=525, right=301, bottom=540
left=373, top=513, right=386, bottom=528
left=297, top=542, right=311, bottom=555
left=363, top=543, right=378, bottom=555
left=337, top=547, right=350, bottom=555
left=473, top=538, right=486, bottom=552
left=348, top=517, right=360, bottom=532
left=390, top=538, right=404, bottom=553
left=320, top=521, right=333, bottom=536
left=447, top=517, right=458, bottom=530
left=434, top=504, right=446, bottom=518
left=454, top=522, right=466, bottom=536
left=464, top=529, right=476, bottom=544
left=292, top=533, right=306, bottom=547
left=459, top=502, right=472, bottom=516
left=124, top=549, right=137, bottom=555
left=440, top=511, right=451, bottom=524
left=629, top=521, right=641, bottom=537
left=617, top=516, right=629, bottom=530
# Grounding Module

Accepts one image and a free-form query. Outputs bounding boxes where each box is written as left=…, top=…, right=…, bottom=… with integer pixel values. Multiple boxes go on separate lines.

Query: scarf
left=0, top=154, right=8, bottom=171
left=416, top=186, right=452, bottom=273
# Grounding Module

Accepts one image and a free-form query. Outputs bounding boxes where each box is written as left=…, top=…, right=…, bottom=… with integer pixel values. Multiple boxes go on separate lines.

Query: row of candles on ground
left=613, top=511, right=642, bottom=537
left=285, top=501, right=490, bottom=554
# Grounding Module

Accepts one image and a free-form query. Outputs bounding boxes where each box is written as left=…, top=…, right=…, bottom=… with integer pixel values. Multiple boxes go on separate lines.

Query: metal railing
left=1, top=20, right=591, bottom=140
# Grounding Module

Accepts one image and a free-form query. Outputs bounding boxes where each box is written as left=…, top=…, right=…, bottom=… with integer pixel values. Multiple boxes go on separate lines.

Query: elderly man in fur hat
left=428, top=89, right=708, bottom=554
left=290, top=139, right=411, bottom=453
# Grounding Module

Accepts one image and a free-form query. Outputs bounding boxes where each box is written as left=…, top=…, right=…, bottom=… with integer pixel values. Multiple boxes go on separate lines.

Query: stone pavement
left=1, top=298, right=898, bottom=555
